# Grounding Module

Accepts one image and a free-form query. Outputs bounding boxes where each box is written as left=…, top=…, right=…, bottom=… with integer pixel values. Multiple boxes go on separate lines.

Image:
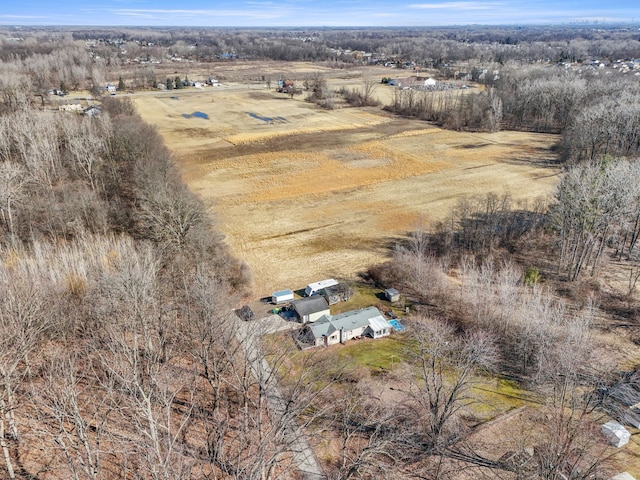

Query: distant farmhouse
left=58, top=103, right=83, bottom=112
left=82, top=106, right=101, bottom=117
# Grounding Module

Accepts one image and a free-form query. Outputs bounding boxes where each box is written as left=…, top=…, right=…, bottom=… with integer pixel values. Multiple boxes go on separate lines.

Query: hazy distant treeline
left=3, top=24, right=640, bottom=68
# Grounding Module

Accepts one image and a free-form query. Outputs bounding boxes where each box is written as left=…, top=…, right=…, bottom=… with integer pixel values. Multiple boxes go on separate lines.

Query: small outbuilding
left=271, top=289, right=294, bottom=305
left=82, top=106, right=101, bottom=117
left=601, top=421, right=630, bottom=448
left=385, top=288, right=400, bottom=302
left=611, top=473, right=637, bottom=480
left=320, top=283, right=352, bottom=305
left=292, top=296, right=330, bottom=324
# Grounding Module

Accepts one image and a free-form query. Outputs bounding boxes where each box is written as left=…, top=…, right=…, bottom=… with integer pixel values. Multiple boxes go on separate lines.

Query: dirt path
left=235, top=315, right=325, bottom=479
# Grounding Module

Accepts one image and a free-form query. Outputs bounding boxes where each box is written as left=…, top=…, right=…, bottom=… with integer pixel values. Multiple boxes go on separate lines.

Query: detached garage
left=292, top=296, right=330, bottom=324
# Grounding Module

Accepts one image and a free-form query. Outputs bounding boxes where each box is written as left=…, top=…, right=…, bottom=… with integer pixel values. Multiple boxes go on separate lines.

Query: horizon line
left=3, top=21, right=640, bottom=28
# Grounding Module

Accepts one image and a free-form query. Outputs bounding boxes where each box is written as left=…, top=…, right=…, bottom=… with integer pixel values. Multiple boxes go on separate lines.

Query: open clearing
left=132, top=74, right=560, bottom=296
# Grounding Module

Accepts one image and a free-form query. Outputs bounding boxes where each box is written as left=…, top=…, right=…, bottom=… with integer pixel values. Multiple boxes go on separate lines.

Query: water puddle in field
left=182, top=111, right=209, bottom=119
left=247, top=112, right=287, bottom=123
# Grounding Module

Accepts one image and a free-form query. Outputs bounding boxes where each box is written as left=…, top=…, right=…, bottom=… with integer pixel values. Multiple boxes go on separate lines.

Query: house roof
left=306, top=306, right=386, bottom=339
left=292, top=296, right=329, bottom=316
left=306, top=279, right=338, bottom=291
left=367, top=315, right=392, bottom=332
left=331, top=307, right=384, bottom=331
left=82, top=106, right=101, bottom=116
left=307, top=315, right=337, bottom=338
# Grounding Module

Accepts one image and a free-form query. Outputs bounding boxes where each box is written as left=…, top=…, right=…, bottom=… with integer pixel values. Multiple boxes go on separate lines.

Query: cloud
left=110, top=8, right=286, bottom=20
left=0, top=14, right=50, bottom=19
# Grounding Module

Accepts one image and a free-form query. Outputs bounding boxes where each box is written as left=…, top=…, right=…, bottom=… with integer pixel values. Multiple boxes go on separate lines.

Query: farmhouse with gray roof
left=301, top=306, right=392, bottom=347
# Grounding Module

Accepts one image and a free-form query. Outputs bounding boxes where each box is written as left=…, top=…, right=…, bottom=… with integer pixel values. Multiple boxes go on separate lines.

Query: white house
left=424, top=77, right=437, bottom=87
left=301, top=306, right=392, bottom=347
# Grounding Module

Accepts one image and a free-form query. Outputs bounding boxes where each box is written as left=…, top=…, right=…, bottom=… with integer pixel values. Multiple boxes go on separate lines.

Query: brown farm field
left=131, top=73, right=560, bottom=297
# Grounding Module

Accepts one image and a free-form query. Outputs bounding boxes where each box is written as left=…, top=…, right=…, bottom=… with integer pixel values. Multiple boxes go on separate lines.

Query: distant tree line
left=59, top=24, right=640, bottom=65
left=4, top=24, right=639, bottom=81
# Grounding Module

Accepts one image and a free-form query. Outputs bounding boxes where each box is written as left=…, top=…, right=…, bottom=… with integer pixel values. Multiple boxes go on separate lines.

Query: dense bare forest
left=1, top=24, right=640, bottom=479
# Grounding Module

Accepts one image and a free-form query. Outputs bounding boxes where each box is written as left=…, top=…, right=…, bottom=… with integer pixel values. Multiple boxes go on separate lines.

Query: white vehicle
left=305, top=279, right=338, bottom=297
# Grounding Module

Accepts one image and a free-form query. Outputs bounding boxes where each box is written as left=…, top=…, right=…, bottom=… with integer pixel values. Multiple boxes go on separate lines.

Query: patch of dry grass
left=133, top=75, right=560, bottom=295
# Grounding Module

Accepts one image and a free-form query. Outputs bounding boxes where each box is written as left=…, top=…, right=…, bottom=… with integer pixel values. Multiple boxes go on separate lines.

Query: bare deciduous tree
left=94, top=245, right=195, bottom=480
left=0, top=262, right=52, bottom=479
left=33, top=348, right=115, bottom=480
left=0, top=162, right=26, bottom=239
left=551, top=159, right=633, bottom=281
left=404, top=317, right=498, bottom=453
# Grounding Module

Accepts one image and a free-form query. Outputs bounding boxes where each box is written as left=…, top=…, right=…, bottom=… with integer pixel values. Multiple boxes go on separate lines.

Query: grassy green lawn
left=332, top=281, right=408, bottom=318
left=336, top=335, right=407, bottom=375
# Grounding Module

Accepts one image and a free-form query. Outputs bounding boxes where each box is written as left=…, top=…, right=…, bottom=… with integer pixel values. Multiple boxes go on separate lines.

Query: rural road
left=234, top=314, right=326, bottom=480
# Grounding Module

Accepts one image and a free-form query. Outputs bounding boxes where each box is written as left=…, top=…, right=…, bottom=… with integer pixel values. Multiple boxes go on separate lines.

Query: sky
left=1, top=0, right=639, bottom=27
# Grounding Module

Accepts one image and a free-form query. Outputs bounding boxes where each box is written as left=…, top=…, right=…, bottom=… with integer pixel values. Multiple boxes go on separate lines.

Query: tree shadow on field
left=501, top=143, right=563, bottom=170
left=366, top=235, right=402, bottom=255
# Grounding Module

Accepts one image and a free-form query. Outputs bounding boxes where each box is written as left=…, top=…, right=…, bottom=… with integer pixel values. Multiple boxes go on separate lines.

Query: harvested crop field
left=132, top=79, right=560, bottom=296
